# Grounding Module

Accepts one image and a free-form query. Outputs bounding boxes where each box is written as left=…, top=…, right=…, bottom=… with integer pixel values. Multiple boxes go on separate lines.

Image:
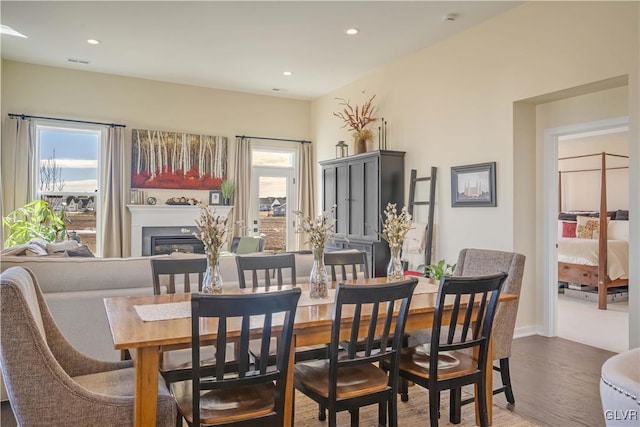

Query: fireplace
left=151, top=235, right=205, bottom=255
left=128, top=205, right=233, bottom=256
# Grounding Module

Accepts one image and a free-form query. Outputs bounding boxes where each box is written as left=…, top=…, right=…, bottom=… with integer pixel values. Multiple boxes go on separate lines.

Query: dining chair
left=294, top=278, right=418, bottom=427
left=235, top=253, right=296, bottom=288
left=170, top=287, right=301, bottom=426
left=235, top=253, right=326, bottom=367
left=406, top=249, right=525, bottom=406
left=151, top=256, right=208, bottom=295
left=150, top=256, right=236, bottom=386
left=395, top=273, right=507, bottom=427
left=0, top=266, right=176, bottom=426
left=324, top=250, right=369, bottom=281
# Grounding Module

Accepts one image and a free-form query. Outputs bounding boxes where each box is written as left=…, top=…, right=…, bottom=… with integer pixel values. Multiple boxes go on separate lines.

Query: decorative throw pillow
left=576, top=215, right=606, bottom=239
left=66, top=245, right=95, bottom=257
left=561, top=221, right=577, bottom=238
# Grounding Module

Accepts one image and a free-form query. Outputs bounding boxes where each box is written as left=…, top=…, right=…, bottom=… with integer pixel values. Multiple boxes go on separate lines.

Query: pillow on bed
left=561, top=221, right=577, bottom=238
left=576, top=215, right=608, bottom=239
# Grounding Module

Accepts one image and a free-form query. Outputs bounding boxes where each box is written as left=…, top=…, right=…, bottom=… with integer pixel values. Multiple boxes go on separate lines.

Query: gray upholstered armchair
left=0, top=267, right=176, bottom=426
left=452, top=248, right=526, bottom=404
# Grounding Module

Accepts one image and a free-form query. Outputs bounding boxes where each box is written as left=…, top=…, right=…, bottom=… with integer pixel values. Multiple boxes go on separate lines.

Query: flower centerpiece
left=294, top=206, right=336, bottom=299
left=193, top=204, right=229, bottom=293
left=333, top=94, right=378, bottom=154
left=379, top=203, right=413, bottom=280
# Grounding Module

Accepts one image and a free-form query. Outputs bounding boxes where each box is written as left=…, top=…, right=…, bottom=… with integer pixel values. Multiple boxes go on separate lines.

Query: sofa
left=0, top=251, right=315, bottom=400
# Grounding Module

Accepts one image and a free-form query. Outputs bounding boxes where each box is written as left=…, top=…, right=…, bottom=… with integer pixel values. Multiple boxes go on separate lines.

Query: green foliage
left=3, top=200, right=67, bottom=247
left=418, top=259, right=456, bottom=280
left=220, top=179, right=235, bottom=199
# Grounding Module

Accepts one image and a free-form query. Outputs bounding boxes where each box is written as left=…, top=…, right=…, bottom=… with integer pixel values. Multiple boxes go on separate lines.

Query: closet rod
left=236, top=134, right=311, bottom=144
left=8, top=113, right=126, bottom=128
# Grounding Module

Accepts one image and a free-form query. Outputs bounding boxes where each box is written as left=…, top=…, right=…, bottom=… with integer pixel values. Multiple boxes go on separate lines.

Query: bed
left=557, top=152, right=629, bottom=310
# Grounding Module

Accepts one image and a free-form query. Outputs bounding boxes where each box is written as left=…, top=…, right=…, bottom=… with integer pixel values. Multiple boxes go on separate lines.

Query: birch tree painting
left=131, top=129, right=227, bottom=189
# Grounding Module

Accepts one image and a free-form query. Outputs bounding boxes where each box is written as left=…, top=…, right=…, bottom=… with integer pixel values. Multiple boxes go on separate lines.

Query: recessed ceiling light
left=1, top=25, right=28, bottom=38
left=87, top=39, right=101, bottom=45
left=345, top=28, right=359, bottom=36
left=283, top=71, right=293, bottom=76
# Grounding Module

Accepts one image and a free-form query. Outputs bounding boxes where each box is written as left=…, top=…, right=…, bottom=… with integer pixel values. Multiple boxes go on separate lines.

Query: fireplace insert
left=150, top=235, right=205, bottom=256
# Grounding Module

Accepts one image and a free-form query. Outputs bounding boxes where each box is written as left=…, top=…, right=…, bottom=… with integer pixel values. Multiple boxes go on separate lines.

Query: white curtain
left=232, top=136, right=251, bottom=238
left=100, top=126, right=128, bottom=257
left=296, top=142, right=316, bottom=250
left=1, top=117, right=36, bottom=220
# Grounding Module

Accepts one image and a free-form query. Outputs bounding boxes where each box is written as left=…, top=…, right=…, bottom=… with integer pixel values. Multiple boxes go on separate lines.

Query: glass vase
left=202, top=254, right=223, bottom=294
left=309, top=245, right=329, bottom=299
left=386, top=244, right=404, bottom=281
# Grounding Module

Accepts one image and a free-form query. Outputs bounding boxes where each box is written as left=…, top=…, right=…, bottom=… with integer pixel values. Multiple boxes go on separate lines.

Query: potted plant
left=220, top=179, right=235, bottom=206
left=3, top=200, right=68, bottom=247
left=418, top=259, right=456, bottom=280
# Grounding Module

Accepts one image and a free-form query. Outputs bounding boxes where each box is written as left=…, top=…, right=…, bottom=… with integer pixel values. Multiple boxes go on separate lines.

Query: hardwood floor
left=1, top=335, right=614, bottom=426
left=491, top=335, right=614, bottom=427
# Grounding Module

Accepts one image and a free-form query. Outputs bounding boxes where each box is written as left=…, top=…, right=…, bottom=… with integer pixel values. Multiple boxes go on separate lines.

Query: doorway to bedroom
left=555, top=125, right=629, bottom=353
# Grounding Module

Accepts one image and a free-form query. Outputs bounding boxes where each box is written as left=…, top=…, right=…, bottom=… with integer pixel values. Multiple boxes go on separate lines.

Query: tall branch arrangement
left=294, top=205, right=336, bottom=249
left=193, top=204, right=228, bottom=261
left=333, top=95, right=378, bottom=132
left=379, top=203, right=413, bottom=248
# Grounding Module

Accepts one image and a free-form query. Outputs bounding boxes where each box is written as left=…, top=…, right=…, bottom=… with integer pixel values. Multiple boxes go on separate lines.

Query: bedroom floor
left=557, top=292, right=629, bottom=353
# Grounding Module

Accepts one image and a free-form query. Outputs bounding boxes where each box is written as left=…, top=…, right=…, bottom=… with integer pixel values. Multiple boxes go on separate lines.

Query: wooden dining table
left=104, top=277, right=516, bottom=427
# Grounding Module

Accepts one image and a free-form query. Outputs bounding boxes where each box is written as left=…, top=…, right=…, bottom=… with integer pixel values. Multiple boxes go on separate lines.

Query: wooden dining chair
left=150, top=256, right=234, bottom=385
left=171, top=287, right=301, bottom=426
left=395, top=273, right=507, bottom=427
left=294, top=278, right=418, bottom=427
left=235, top=253, right=296, bottom=288
left=324, top=250, right=369, bottom=281
left=151, top=256, right=208, bottom=295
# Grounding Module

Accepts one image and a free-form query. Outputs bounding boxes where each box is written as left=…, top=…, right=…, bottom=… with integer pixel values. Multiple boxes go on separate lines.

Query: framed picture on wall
left=209, top=190, right=222, bottom=206
left=451, top=162, right=496, bottom=207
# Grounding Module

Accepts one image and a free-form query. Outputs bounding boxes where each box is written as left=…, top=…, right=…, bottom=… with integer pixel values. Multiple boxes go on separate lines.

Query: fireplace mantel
left=128, top=205, right=233, bottom=256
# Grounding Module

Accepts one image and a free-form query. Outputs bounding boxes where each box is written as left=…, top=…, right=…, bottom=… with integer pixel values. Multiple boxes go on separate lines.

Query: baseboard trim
left=514, top=325, right=543, bottom=339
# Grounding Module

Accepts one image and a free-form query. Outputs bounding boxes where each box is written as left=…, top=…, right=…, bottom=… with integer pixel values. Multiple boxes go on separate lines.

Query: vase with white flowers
left=193, top=204, right=229, bottom=294
left=379, top=203, right=413, bottom=281
left=294, top=206, right=336, bottom=299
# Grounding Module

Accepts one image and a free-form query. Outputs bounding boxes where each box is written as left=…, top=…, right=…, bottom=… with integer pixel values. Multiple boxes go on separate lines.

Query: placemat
left=134, top=301, right=190, bottom=322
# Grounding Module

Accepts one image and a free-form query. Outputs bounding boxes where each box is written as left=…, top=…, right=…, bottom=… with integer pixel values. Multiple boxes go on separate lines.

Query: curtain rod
left=8, top=113, right=126, bottom=128
left=236, top=134, right=311, bottom=144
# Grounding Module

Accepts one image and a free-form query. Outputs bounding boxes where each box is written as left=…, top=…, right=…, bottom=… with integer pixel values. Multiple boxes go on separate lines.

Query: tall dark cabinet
left=321, top=150, right=405, bottom=277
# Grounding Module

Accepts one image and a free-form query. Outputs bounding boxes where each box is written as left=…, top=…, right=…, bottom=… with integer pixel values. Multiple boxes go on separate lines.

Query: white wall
left=311, top=2, right=639, bottom=336
left=1, top=60, right=311, bottom=211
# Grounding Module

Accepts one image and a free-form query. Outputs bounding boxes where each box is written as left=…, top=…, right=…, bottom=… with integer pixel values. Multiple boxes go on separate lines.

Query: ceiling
left=1, top=1, right=521, bottom=100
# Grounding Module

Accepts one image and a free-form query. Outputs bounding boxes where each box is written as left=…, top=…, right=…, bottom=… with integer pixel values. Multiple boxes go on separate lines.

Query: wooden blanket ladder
left=407, top=167, right=437, bottom=266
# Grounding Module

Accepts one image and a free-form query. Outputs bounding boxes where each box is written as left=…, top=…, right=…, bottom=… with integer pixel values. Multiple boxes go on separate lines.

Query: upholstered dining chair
left=171, top=287, right=301, bottom=426
left=395, top=273, right=507, bottom=427
left=324, top=250, right=369, bottom=282
left=294, top=278, right=418, bottom=427
left=407, top=248, right=525, bottom=405
left=0, top=266, right=176, bottom=426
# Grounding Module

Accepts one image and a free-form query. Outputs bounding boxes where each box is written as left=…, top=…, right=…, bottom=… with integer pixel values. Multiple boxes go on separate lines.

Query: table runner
left=133, top=278, right=439, bottom=322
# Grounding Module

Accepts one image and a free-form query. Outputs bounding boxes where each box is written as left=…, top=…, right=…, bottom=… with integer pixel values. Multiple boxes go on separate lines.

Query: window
left=251, top=148, right=297, bottom=252
left=36, top=124, right=102, bottom=254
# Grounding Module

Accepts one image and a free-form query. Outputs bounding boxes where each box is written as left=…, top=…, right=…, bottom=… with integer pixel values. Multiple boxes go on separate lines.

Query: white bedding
left=558, top=238, right=629, bottom=281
